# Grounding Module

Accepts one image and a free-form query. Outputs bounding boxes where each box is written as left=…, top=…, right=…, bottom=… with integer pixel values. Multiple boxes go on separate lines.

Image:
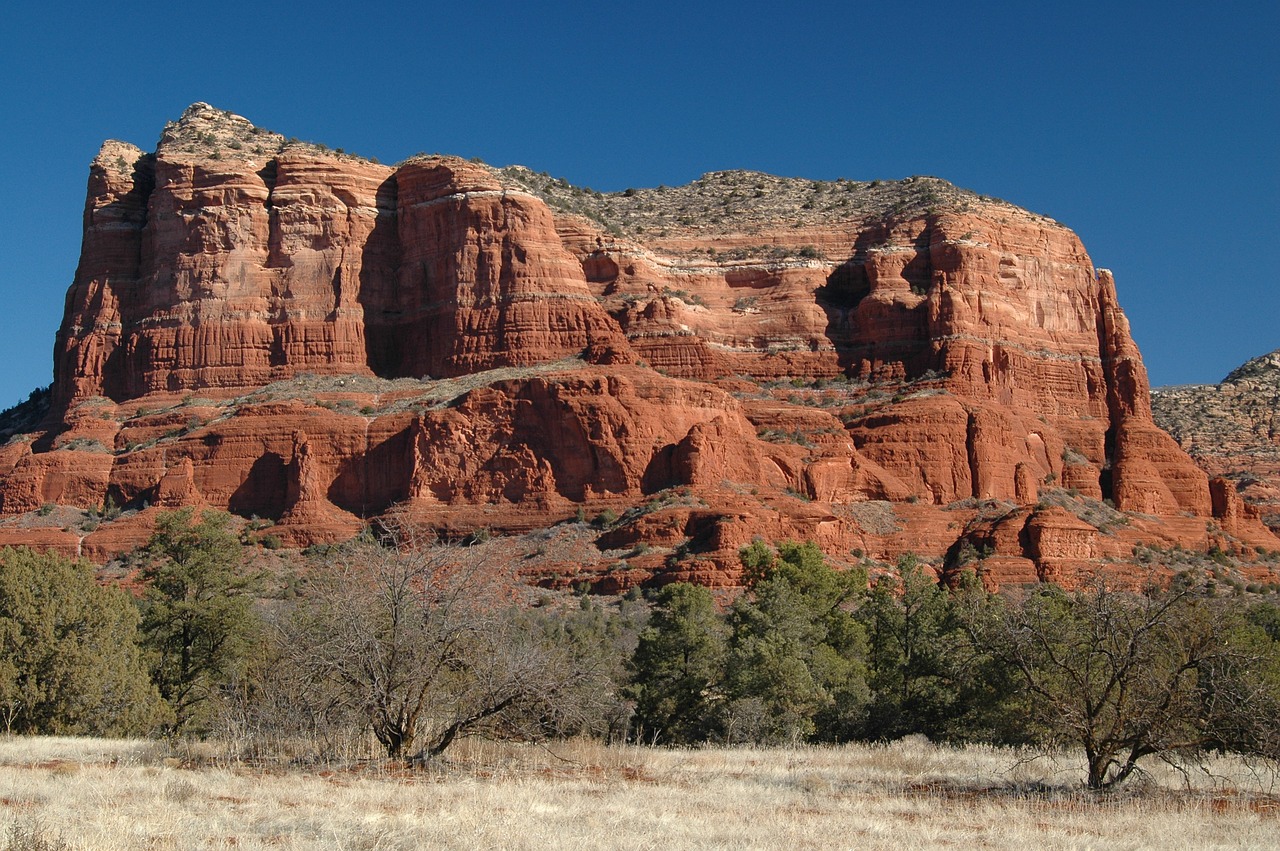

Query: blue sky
left=1, top=0, right=1276, bottom=409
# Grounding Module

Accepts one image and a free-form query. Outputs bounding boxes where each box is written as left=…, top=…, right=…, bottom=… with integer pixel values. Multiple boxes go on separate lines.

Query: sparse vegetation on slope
left=499, top=166, right=1030, bottom=238
left=156, top=102, right=375, bottom=163
left=1153, top=348, right=1280, bottom=529
left=0, top=386, right=50, bottom=443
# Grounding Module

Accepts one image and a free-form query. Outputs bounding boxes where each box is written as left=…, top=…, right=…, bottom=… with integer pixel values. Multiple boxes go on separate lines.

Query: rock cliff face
left=1153, top=350, right=1280, bottom=532
left=2, top=103, right=1270, bottom=586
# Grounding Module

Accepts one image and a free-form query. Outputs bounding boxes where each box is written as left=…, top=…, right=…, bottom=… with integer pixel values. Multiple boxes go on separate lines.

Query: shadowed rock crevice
left=359, top=176, right=404, bottom=378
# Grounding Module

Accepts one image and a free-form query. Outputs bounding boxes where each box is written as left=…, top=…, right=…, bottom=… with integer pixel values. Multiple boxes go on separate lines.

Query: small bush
left=3, top=818, right=72, bottom=851
left=101, top=496, right=121, bottom=522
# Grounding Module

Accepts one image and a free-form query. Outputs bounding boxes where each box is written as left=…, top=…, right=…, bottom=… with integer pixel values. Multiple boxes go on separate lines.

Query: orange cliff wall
left=8, top=104, right=1264, bottom=584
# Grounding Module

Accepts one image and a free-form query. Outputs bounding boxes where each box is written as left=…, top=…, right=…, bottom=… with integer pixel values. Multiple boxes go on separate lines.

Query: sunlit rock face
left=5, top=103, right=1266, bottom=586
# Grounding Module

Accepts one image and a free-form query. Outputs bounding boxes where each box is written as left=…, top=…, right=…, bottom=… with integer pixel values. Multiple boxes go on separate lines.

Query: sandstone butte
left=0, top=103, right=1275, bottom=592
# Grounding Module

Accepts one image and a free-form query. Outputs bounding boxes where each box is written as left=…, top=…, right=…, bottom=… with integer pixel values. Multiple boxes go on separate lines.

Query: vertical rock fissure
left=965, top=411, right=982, bottom=499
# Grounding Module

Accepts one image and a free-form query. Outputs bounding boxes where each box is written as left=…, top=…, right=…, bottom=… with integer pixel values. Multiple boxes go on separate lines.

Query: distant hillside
left=1152, top=349, right=1280, bottom=529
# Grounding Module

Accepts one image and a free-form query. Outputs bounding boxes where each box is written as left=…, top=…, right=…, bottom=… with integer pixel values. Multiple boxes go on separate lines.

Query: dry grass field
left=0, top=735, right=1276, bottom=849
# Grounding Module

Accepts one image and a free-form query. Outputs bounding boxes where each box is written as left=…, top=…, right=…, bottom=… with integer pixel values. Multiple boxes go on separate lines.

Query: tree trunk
left=374, top=720, right=414, bottom=759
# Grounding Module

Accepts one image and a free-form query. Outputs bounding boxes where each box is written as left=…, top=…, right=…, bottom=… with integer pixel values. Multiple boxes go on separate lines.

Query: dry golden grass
left=0, top=735, right=1275, bottom=849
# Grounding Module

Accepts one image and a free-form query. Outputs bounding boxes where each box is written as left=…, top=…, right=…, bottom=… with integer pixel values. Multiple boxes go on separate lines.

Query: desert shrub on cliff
left=0, top=547, right=163, bottom=736
left=0, top=385, right=51, bottom=443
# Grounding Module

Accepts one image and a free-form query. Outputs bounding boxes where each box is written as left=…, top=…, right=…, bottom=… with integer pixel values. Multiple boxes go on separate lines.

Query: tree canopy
left=969, top=582, right=1280, bottom=789
left=283, top=532, right=603, bottom=760
left=0, top=547, right=163, bottom=735
left=139, top=508, right=261, bottom=733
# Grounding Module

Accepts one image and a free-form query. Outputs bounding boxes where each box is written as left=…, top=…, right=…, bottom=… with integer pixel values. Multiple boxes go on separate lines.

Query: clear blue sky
left=2, top=0, right=1276, bottom=409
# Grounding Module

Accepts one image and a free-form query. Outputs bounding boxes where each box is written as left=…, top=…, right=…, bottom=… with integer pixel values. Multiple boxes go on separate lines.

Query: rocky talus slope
left=1153, top=350, right=1280, bottom=530
left=0, top=103, right=1273, bottom=589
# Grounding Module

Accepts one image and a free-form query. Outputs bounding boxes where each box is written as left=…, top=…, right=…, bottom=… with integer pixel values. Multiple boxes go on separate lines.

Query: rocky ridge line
left=0, top=103, right=1272, bottom=592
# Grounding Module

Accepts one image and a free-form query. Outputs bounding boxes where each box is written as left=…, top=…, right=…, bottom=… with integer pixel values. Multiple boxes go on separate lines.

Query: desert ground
left=0, top=735, right=1275, bottom=849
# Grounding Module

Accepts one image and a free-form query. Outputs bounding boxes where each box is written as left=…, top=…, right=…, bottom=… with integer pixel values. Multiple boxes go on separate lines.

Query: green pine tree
left=726, top=541, right=869, bottom=744
left=860, top=553, right=963, bottom=739
left=139, top=509, right=261, bottom=733
left=0, top=547, right=164, bottom=735
left=628, top=583, right=728, bottom=744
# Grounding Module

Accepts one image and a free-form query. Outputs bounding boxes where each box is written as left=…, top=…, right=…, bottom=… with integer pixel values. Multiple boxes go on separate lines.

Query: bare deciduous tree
left=285, top=527, right=605, bottom=760
left=973, top=582, right=1280, bottom=790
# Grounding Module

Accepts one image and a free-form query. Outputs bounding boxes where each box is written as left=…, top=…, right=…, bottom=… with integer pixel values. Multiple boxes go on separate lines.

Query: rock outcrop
left=2, top=103, right=1269, bottom=588
left=1153, top=349, right=1280, bottom=532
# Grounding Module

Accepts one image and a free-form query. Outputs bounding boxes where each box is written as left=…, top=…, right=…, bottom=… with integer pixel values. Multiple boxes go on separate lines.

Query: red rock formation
left=1026, top=507, right=1099, bottom=583
left=156, top=457, right=204, bottom=507
left=387, top=159, right=631, bottom=378
left=55, top=105, right=632, bottom=408
left=0, top=449, right=113, bottom=515
left=1153, top=349, right=1280, bottom=531
left=275, top=430, right=363, bottom=545
left=1, top=103, right=1263, bottom=587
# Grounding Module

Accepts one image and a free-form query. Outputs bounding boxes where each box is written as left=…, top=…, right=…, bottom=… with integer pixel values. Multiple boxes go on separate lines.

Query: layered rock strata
left=2, top=103, right=1269, bottom=587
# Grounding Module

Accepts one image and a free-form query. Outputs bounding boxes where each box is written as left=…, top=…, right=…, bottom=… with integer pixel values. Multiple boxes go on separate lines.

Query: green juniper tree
left=725, top=541, right=869, bottom=744
left=139, top=509, right=261, bottom=733
left=0, top=547, right=163, bottom=735
left=860, top=553, right=963, bottom=739
left=628, top=582, right=728, bottom=744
